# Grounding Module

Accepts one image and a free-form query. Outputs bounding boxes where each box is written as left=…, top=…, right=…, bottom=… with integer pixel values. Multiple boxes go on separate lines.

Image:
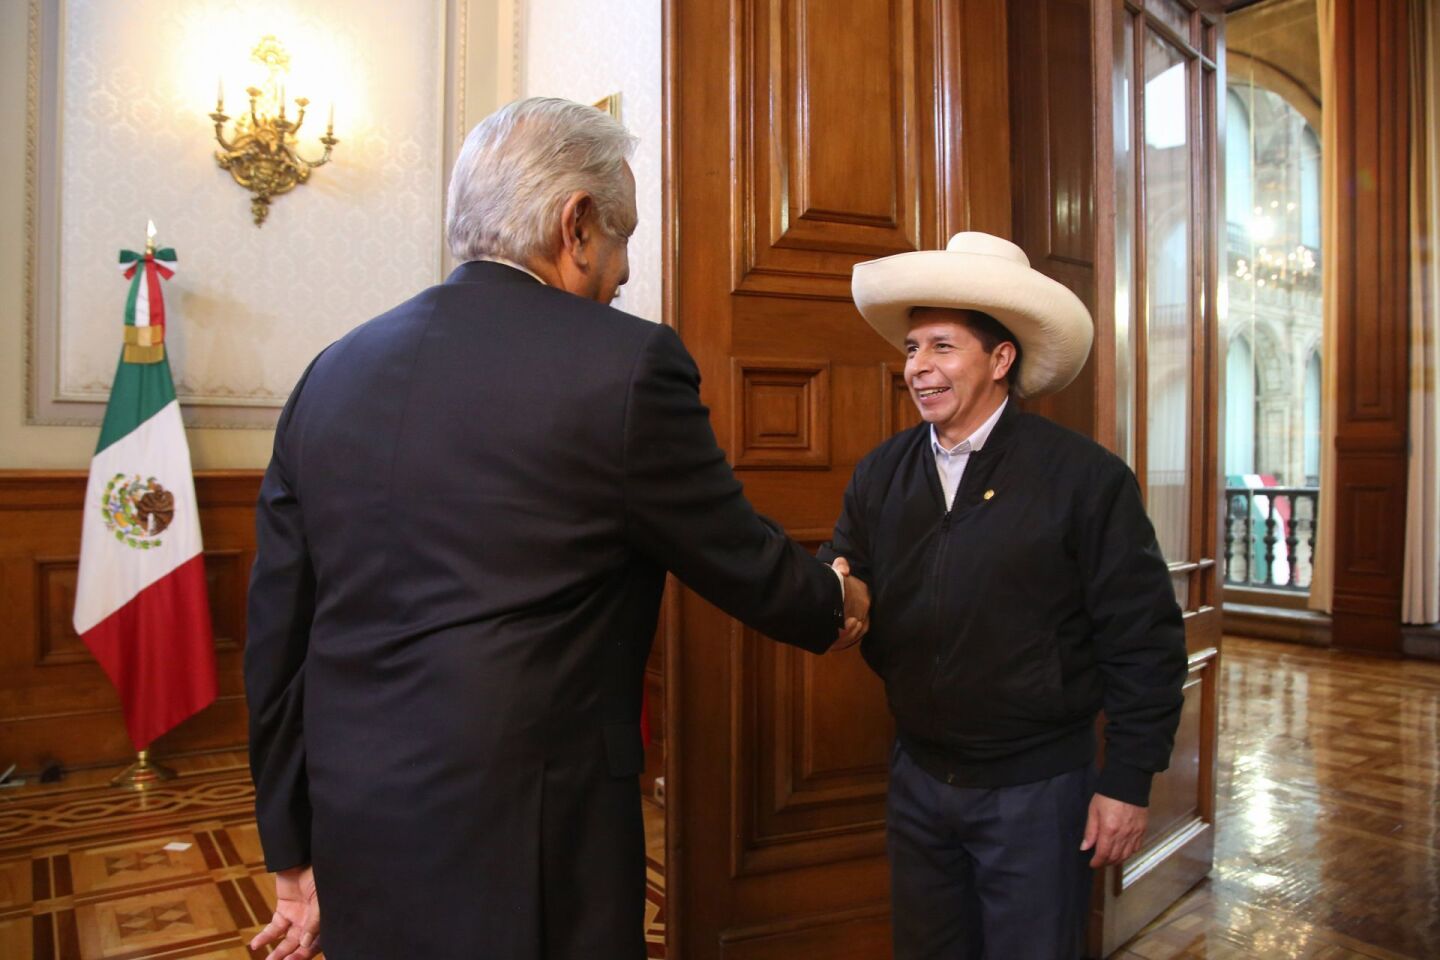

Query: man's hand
left=250, top=864, right=321, bottom=959
left=832, top=557, right=870, bottom=650
left=1080, top=793, right=1148, bottom=867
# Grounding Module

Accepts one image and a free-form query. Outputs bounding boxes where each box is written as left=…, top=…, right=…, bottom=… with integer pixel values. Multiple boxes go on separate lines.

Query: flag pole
left=78, top=218, right=216, bottom=789
left=111, top=749, right=177, bottom=790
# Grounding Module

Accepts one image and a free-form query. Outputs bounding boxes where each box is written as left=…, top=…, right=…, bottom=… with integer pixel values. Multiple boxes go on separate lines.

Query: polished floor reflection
left=1, top=636, right=1436, bottom=958
left=0, top=758, right=663, bottom=959
left=1118, top=637, right=1440, bottom=959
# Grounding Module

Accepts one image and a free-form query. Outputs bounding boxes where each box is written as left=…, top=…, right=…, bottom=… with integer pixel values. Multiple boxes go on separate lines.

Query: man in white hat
left=822, top=232, right=1187, bottom=958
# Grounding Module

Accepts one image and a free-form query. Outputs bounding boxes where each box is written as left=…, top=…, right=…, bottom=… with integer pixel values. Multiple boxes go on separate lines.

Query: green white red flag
left=72, top=244, right=217, bottom=751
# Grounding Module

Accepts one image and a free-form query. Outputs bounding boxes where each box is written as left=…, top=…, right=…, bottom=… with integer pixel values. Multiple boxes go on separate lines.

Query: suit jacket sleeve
left=245, top=358, right=321, bottom=872
left=623, top=323, right=844, bottom=652
left=817, top=457, right=874, bottom=585
left=1079, top=460, right=1189, bottom=807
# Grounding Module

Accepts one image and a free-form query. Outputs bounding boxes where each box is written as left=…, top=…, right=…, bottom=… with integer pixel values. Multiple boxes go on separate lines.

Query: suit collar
left=445, top=259, right=546, bottom=286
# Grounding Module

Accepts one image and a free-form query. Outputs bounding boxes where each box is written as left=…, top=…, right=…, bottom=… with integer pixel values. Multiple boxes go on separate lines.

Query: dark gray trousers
left=887, top=741, right=1095, bottom=960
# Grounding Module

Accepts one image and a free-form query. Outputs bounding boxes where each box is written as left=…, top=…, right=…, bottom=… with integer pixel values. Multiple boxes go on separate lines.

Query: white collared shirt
left=477, top=256, right=547, bottom=285
left=931, top=398, right=1007, bottom=511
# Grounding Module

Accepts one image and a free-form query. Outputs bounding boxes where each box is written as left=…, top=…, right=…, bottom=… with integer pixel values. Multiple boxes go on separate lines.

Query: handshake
left=832, top=556, right=870, bottom=652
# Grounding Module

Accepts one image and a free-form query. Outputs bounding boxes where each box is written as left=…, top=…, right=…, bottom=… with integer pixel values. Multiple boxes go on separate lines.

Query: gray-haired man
left=245, top=97, right=868, bottom=960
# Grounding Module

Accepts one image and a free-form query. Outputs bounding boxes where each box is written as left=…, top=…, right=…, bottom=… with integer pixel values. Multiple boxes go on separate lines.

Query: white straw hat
left=851, top=232, right=1094, bottom=398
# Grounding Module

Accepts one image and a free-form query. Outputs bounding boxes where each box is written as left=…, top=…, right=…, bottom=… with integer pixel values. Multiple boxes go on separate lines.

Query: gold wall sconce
left=209, top=36, right=338, bottom=226
left=593, top=93, right=622, bottom=120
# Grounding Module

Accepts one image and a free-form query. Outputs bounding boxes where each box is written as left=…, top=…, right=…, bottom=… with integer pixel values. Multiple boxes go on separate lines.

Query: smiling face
left=904, top=307, right=1015, bottom=448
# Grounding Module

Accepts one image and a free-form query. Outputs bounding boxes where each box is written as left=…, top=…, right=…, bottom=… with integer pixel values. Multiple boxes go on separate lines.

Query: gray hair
left=446, top=97, right=638, bottom=264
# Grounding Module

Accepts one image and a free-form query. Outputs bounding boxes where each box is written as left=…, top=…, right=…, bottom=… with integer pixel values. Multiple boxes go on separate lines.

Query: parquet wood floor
left=1116, top=637, right=1440, bottom=959
left=0, top=636, right=1434, bottom=958
left=0, top=760, right=664, bottom=959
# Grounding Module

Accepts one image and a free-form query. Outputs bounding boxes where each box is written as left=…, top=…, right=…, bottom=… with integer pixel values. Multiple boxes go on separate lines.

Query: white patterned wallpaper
left=55, top=0, right=445, bottom=409
left=521, top=0, right=662, bottom=324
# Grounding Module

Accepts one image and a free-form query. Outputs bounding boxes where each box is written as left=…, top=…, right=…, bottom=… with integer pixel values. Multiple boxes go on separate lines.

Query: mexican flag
left=72, top=245, right=217, bottom=751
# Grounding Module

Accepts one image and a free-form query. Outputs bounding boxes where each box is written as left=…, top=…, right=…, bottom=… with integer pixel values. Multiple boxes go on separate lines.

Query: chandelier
left=1234, top=243, right=1317, bottom=290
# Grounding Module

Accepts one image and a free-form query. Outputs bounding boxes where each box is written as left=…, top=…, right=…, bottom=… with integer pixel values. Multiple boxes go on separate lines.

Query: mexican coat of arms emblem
left=100, top=473, right=176, bottom=550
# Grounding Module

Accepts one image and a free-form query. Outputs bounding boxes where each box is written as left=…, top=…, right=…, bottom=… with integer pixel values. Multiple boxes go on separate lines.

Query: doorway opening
left=1221, top=0, right=1324, bottom=611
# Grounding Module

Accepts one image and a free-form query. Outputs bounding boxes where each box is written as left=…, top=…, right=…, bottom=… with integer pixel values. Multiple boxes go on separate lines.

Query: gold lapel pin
left=983, top=489, right=995, bottom=500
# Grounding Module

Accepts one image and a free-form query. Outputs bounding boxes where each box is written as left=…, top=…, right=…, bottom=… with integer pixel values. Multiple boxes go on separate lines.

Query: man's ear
left=559, top=191, right=594, bottom=266
left=991, top=341, right=1017, bottom=382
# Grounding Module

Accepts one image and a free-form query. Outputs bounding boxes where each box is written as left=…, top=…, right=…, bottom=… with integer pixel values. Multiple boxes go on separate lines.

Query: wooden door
left=662, top=1, right=1009, bottom=956
left=1090, top=0, right=1225, bottom=953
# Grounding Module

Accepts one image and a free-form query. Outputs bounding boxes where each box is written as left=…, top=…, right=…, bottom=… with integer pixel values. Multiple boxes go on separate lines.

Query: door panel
left=666, top=0, right=1008, bottom=955
left=736, top=0, right=925, bottom=301
left=738, top=611, right=892, bottom=877
left=1100, top=649, right=1219, bottom=951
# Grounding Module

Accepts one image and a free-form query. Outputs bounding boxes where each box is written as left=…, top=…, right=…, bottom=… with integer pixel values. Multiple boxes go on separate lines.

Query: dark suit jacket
left=245, top=261, right=843, bottom=960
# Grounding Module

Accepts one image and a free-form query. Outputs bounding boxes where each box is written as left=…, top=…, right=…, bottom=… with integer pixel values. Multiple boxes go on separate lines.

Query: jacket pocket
left=940, top=629, right=1067, bottom=732
left=1029, top=637, right=1068, bottom=722
left=602, top=722, right=646, bottom=778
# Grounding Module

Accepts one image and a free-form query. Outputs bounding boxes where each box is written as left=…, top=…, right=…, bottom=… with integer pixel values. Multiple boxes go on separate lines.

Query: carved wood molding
left=0, top=470, right=265, bottom=509
left=879, top=360, right=921, bottom=438
left=730, top=0, right=925, bottom=301
left=731, top=632, right=889, bottom=878
left=731, top=358, right=832, bottom=469
left=722, top=533, right=890, bottom=877
left=717, top=902, right=891, bottom=958
left=1118, top=654, right=1215, bottom=893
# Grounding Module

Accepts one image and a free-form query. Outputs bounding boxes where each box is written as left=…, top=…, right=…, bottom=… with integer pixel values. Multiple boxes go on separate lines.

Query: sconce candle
left=209, top=36, right=339, bottom=226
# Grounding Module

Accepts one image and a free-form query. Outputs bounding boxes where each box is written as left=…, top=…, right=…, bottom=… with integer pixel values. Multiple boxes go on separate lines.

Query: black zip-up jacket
left=820, top=401, right=1187, bottom=806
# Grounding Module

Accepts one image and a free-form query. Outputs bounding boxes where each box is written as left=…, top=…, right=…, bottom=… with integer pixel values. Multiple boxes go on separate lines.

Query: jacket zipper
left=926, top=507, right=952, bottom=738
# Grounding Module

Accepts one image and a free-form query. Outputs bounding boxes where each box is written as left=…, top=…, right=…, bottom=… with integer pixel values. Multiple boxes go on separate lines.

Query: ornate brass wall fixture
left=209, top=36, right=338, bottom=226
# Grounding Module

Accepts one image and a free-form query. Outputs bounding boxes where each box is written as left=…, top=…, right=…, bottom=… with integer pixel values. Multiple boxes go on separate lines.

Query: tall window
left=1226, top=91, right=1253, bottom=228
left=1225, top=335, right=1256, bottom=476
left=1223, top=78, right=1323, bottom=592
left=1300, top=127, right=1321, bottom=250
left=1303, top=350, right=1321, bottom=484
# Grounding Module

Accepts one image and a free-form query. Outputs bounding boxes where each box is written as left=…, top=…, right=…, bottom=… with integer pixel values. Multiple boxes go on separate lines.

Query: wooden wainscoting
left=1, top=471, right=672, bottom=787
left=0, top=471, right=262, bottom=776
